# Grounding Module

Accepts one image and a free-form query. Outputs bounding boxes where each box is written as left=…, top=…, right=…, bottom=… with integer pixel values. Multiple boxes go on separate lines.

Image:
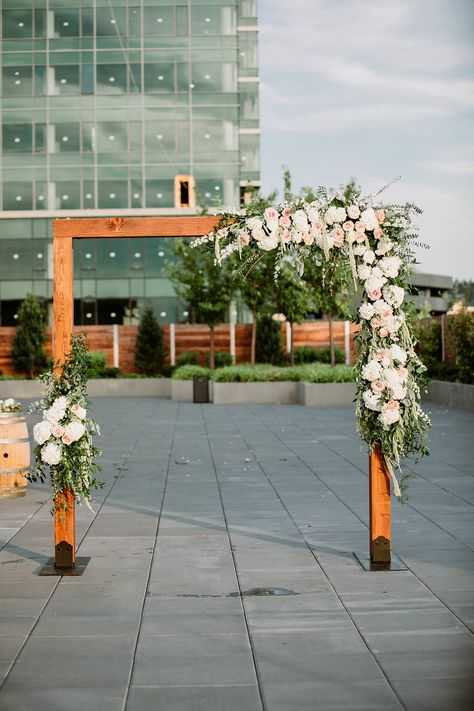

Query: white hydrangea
left=370, top=266, right=384, bottom=279
left=386, top=315, right=403, bottom=334
left=390, top=344, right=407, bottom=364
left=365, top=275, right=387, bottom=297
left=362, top=360, right=382, bottom=381
left=353, top=244, right=366, bottom=256
left=360, top=207, right=379, bottom=231
left=383, top=285, right=405, bottom=308
left=41, top=441, right=62, bottom=466
left=375, top=238, right=394, bottom=255
left=307, top=206, right=320, bottom=224
left=324, top=206, right=339, bottom=225
left=363, top=250, right=376, bottom=264
left=379, top=256, right=401, bottom=278
left=382, top=367, right=402, bottom=388
left=359, top=303, right=375, bottom=320
left=257, top=232, right=279, bottom=251
left=292, top=209, right=309, bottom=230
left=335, top=207, right=347, bottom=223
left=358, top=264, right=372, bottom=280
left=44, top=395, right=68, bottom=424
left=64, top=421, right=86, bottom=442
left=33, top=420, right=52, bottom=445
left=373, top=299, right=392, bottom=315
left=363, top=390, right=382, bottom=411
left=392, top=383, right=407, bottom=400
left=379, top=409, right=401, bottom=428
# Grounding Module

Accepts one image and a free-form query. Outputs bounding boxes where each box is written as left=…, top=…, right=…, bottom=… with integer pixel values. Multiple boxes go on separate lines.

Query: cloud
left=419, top=160, right=474, bottom=175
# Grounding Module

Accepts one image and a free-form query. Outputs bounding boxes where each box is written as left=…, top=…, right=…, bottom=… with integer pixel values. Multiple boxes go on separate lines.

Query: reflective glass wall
left=0, top=1, right=260, bottom=325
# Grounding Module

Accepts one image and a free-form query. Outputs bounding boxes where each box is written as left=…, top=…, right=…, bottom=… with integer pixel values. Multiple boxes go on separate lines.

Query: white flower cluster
left=361, top=345, right=409, bottom=429
left=0, top=398, right=21, bottom=413
left=33, top=396, right=87, bottom=466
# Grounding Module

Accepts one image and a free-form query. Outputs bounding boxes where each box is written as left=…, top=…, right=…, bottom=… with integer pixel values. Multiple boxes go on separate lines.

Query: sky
left=258, top=0, right=474, bottom=280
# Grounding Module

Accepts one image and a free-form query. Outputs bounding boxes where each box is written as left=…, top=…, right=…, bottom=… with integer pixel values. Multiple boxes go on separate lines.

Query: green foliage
left=413, top=319, right=442, bottom=375
left=134, top=305, right=165, bottom=375
left=451, top=279, right=474, bottom=307
left=449, top=311, right=474, bottom=384
left=177, top=351, right=200, bottom=366
left=255, top=315, right=285, bottom=364
left=293, top=345, right=345, bottom=364
left=28, top=334, right=103, bottom=510
left=172, top=364, right=210, bottom=380
left=205, top=351, right=233, bottom=368
left=86, top=352, right=107, bottom=378
left=211, top=363, right=354, bottom=383
left=11, top=293, right=47, bottom=377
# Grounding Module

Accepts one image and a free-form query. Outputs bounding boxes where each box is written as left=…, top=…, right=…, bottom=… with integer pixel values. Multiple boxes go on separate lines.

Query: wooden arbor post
left=50, top=215, right=220, bottom=572
left=369, top=444, right=391, bottom=565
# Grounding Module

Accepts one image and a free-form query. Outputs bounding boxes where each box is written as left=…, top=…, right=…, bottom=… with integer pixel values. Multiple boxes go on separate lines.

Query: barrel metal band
left=0, top=437, right=30, bottom=444
left=0, top=466, right=29, bottom=474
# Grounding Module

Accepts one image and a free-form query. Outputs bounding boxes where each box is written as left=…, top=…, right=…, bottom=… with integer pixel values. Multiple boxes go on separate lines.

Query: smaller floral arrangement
left=0, top=398, right=22, bottom=413
left=29, top=334, right=103, bottom=511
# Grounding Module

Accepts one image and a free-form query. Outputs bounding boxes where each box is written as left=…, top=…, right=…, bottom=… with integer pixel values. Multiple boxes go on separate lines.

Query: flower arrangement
left=192, top=186, right=431, bottom=497
left=0, top=398, right=22, bottom=413
left=28, top=334, right=103, bottom=510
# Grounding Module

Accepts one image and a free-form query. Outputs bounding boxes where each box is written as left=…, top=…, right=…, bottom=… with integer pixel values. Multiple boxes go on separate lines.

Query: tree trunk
left=209, top=325, right=215, bottom=369
left=251, top=315, right=257, bottom=366
left=290, top=322, right=295, bottom=367
left=328, top=315, right=335, bottom=368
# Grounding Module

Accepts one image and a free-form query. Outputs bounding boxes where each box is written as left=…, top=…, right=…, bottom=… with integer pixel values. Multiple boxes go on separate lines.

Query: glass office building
left=0, top=1, right=260, bottom=325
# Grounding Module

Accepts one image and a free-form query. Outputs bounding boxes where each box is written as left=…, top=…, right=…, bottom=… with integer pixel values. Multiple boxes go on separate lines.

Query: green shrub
left=102, top=366, right=120, bottom=379
left=449, top=312, right=474, bottom=384
left=296, top=364, right=354, bottom=383
left=86, top=351, right=107, bottom=378
left=414, top=319, right=442, bottom=377
left=293, top=346, right=345, bottom=365
left=255, top=316, right=284, bottom=364
left=211, top=363, right=354, bottom=383
left=176, top=351, right=200, bottom=366
left=205, top=351, right=233, bottom=368
left=11, top=293, right=47, bottom=377
left=134, top=305, right=165, bottom=375
left=172, top=364, right=210, bottom=380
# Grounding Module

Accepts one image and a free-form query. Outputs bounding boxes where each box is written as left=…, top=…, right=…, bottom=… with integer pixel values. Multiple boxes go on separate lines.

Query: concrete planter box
left=424, top=380, right=474, bottom=411
left=299, top=382, right=356, bottom=407
left=213, top=381, right=299, bottom=405
left=171, top=379, right=214, bottom=402
left=0, top=380, right=43, bottom=399
left=87, top=378, right=171, bottom=397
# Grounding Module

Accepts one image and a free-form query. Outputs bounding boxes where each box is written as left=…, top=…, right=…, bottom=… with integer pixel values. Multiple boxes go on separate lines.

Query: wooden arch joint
left=109, top=217, right=125, bottom=232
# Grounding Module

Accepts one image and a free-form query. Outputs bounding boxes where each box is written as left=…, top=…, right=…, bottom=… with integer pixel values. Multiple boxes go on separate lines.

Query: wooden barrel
left=0, top=412, right=30, bottom=497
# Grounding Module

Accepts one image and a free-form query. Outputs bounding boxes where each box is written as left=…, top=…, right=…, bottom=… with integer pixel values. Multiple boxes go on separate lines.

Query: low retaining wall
left=424, top=380, right=474, bottom=412
left=87, top=378, right=171, bottom=398
left=213, top=381, right=299, bottom=405
left=299, top=382, right=356, bottom=407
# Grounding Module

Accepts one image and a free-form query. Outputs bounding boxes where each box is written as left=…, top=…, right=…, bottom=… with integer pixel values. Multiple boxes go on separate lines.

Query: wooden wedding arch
left=49, top=215, right=394, bottom=574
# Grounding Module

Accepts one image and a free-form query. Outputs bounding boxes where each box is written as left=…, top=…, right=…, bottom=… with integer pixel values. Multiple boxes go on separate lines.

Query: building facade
left=0, top=0, right=260, bottom=325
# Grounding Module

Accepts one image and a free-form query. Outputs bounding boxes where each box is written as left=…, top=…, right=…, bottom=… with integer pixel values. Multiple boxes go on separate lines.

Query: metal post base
left=37, top=557, right=90, bottom=576
left=353, top=552, right=407, bottom=571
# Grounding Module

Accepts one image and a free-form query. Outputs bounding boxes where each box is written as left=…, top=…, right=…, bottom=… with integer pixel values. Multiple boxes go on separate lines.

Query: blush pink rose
left=314, top=220, right=324, bottom=231
left=282, top=230, right=292, bottom=243
left=398, top=367, right=409, bottom=380
left=355, top=232, right=366, bottom=244
left=343, top=220, right=354, bottom=232
left=348, top=205, right=360, bottom=219
left=379, top=327, right=389, bottom=337
left=61, top=433, right=73, bottom=445
left=371, top=380, right=385, bottom=392
left=382, top=400, right=400, bottom=412
left=332, top=228, right=344, bottom=247
left=374, top=227, right=383, bottom=239
left=239, top=234, right=250, bottom=246
left=264, top=207, right=278, bottom=222
left=355, top=221, right=366, bottom=232
left=279, top=215, right=291, bottom=228
left=375, top=209, right=385, bottom=223
left=303, top=232, right=314, bottom=245
left=282, top=207, right=291, bottom=218
left=374, top=348, right=392, bottom=362
left=368, top=289, right=382, bottom=301
left=371, top=317, right=383, bottom=328
left=52, top=424, right=65, bottom=438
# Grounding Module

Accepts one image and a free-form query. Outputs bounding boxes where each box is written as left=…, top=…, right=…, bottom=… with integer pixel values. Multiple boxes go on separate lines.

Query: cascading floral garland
left=191, top=187, right=431, bottom=497
left=28, top=334, right=103, bottom=511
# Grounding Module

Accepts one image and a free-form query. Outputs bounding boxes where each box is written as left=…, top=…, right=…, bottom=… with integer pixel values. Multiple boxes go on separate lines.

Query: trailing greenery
left=11, top=293, right=47, bottom=377
left=293, top=345, right=345, bottom=365
left=172, top=364, right=210, bottom=380
left=28, top=334, right=103, bottom=512
left=134, top=305, right=165, bottom=375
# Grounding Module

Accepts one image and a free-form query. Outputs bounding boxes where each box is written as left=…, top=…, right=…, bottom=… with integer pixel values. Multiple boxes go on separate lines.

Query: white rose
left=335, top=207, right=347, bottom=223
left=360, top=207, right=379, bottom=231
left=373, top=299, right=391, bottom=315
left=382, top=367, right=402, bottom=388
left=386, top=315, right=403, bottom=334
left=44, top=395, right=68, bottom=423
left=359, top=303, right=375, bottom=320
left=70, top=404, right=86, bottom=420
left=358, top=264, right=372, bottom=281
left=33, top=420, right=52, bottom=445
left=392, top=383, right=407, bottom=400
left=324, top=206, right=339, bottom=225
left=363, top=250, right=376, bottom=264
left=362, top=359, right=382, bottom=381
left=307, top=207, right=320, bottom=224
left=246, top=217, right=263, bottom=231
left=365, top=275, right=387, bottom=295
left=41, top=441, right=62, bottom=466
left=347, top=205, right=360, bottom=220
left=363, top=390, right=382, bottom=411
left=370, top=266, right=383, bottom=279
left=293, top=209, right=309, bottom=230
left=375, top=238, right=394, bottom=255
left=383, top=285, right=405, bottom=308
left=379, top=256, right=401, bottom=278
left=64, top=421, right=86, bottom=442
left=379, top=409, right=400, bottom=428
left=257, top=232, right=279, bottom=251
left=390, top=344, right=407, bottom=365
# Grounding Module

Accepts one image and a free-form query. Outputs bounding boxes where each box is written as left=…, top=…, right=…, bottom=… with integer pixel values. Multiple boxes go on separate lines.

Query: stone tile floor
left=0, top=399, right=473, bottom=711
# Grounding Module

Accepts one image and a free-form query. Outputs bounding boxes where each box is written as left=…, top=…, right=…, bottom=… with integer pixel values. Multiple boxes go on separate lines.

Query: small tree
left=275, top=264, right=315, bottom=366
left=134, top=305, right=165, bottom=375
left=237, top=253, right=277, bottom=365
left=255, top=315, right=284, bottom=364
left=12, top=293, right=47, bottom=377
left=169, top=240, right=236, bottom=368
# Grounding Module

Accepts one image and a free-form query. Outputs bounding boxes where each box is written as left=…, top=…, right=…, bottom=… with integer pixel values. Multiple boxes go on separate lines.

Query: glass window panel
left=98, top=181, right=128, bottom=208
left=192, top=62, right=221, bottom=92
left=97, top=241, right=129, bottom=277
left=130, top=239, right=146, bottom=271
left=196, top=179, right=223, bottom=202
left=2, top=124, right=33, bottom=153
left=82, top=64, right=94, bottom=93
left=128, top=6, right=141, bottom=36
left=82, top=124, right=95, bottom=152
left=56, top=182, right=80, bottom=209
left=83, top=180, right=96, bottom=208
left=54, top=9, right=79, bottom=37
left=76, top=241, right=97, bottom=272
left=96, top=64, right=127, bottom=94
left=176, top=6, right=188, bottom=36
left=96, top=7, right=126, bottom=36
left=97, top=123, right=128, bottom=152
left=33, top=240, right=47, bottom=271
left=131, top=179, right=143, bottom=208
left=2, top=66, right=33, bottom=96
left=34, top=9, right=46, bottom=37
left=34, top=65, right=46, bottom=95
left=145, top=179, right=174, bottom=208
left=143, top=7, right=174, bottom=36
left=191, top=7, right=220, bottom=35
left=55, top=65, right=80, bottom=95
left=3, top=182, right=33, bottom=210
left=177, top=62, right=190, bottom=92
left=35, top=124, right=46, bottom=153
left=145, top=121, right=176, bottom=152
left=129, top=64, right=142, bottom=93
left=239, top=33, right=258, bottom=69
left=54, top=123, right=80, bottom=152
left=2, top=10, right=33, bottom=39
left=81, top=8, right=93, bottom=36
left=35, top=182, right=47, bottom=209
left=144, top=63, right=174, bottom=93
left=146, top=238, right=171, bottom=277
left=0, top=240, right=34, bottom=280
left=129, top=122, right=142, bottom=153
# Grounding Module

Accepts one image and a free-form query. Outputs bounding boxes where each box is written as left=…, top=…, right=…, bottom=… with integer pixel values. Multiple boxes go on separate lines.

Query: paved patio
left=0, top=399, right=473, bottom=711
